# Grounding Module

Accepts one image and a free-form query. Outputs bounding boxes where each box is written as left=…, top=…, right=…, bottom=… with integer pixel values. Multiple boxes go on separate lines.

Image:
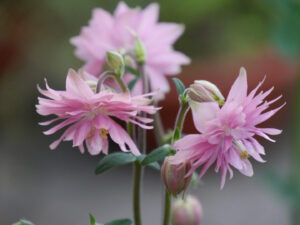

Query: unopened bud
left=134, top=38, right=146, bottom=63
left=188, top=80, right=224, bottom=105
left=161, top=156, right=192, bottom=196
left=106, top=51, right=125, bottom=76
left=172, top=195, right=203, bottom=225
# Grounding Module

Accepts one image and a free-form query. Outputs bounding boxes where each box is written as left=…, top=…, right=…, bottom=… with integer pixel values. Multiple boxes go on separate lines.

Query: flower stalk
left=163, top=97, right=190, bottom=225
left=96, top=71, right=127, bottom=93
left=133, top=161, right=142, bottom=225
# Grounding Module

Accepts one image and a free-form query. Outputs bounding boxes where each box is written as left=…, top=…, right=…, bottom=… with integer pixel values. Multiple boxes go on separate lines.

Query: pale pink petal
left=66, top=69, right=94, bottom=99
left=226, top=67, right=248, bottom=104
left=73, top=121, right=92, bottom=146
left=190, top=102, right=219, bottom=133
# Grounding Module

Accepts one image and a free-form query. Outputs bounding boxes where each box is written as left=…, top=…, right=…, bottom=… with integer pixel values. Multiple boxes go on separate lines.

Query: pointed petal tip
left=239, top=67, right=247, bottom=77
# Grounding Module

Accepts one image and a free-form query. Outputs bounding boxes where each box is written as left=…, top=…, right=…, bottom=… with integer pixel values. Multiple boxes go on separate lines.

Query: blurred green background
left=0, top=0, right=299, bottom=225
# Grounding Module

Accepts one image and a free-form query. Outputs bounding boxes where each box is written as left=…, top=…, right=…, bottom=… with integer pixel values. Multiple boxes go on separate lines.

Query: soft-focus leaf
left=141, top=145, right=173, bottom=165
left=263, top=171, right=300, bottom=207
left=104, top=218, right=132, bottom=225
left=90, top=214, right=96, bottom=225
left=136, top=155, right=161, bottom=170
left=172, top=78, right=185, bottom=96
left=128, top=77, right=140, bottom=91
left=13, top=220, right=34, bottom=225
left=95, top=152, right=137, bottom=174
left=148, top=161, right=161, bottom=170
left=125, top=66, right=141, bottom=77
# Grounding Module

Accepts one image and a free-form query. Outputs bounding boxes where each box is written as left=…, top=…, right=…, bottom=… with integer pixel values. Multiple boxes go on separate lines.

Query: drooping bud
left=161, top=156, right=192, bottom=196
left=106, top=51, right=125, bottom=76
left=188, top=80, right=224, bottom=105
left=171, top=195, right=203, bottom=225
left=134, top=38, right=146, bottom=63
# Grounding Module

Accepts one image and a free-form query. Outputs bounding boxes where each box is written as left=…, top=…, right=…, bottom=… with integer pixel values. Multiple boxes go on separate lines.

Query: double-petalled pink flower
left=173, top=68, right=285, bottom=189
left=71, top=2, right=190, bottom=99
left=36, top=69, right=158, bottom=155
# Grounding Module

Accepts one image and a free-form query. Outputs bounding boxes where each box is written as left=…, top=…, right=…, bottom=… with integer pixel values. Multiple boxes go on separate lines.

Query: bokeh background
left=0, top=0, right=300, bottom=225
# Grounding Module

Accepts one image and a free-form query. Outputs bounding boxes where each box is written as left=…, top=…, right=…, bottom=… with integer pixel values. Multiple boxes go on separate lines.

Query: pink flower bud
left=188, top=80, right=224, bottom=105
left=172, top=195, right=203, bottom=225
left=161, top=156, right=192, bottom=196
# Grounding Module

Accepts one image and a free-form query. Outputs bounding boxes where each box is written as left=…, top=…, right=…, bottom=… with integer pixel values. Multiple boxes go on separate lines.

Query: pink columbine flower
left=70, top=2, right=190, bottom=99
left=173, top=67, right=285, bottom=189
left=36, top=69, right=158, bottom=155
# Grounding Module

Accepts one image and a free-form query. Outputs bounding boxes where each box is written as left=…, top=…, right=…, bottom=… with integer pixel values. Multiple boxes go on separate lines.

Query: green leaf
left=104, top=218, right=132, bottom=225
left=172, top=78, right=185, bottom=96
left=128, top=77, right=140, bottom=91
left=13, top=220, right=34, bottom=225
left=90, top=214, right=97, bottom=225
left=125, top=66, right=141, bottom=77
left=136, top=155, right=161, bottom=170
left=148, top=161, right=161, bottom=170
left=141, top=145, right=172, bottom=165
left=95, top=152, right=137, bottom=174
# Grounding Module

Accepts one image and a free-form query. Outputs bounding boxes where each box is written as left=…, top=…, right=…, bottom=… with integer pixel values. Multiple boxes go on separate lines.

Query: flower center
left=87, top=127, right=95, bottom=137
left=99, top=128, right=109, bottom=139
left=239, top=150, right=251, bottom=160
left=233, top=140, right=251, bottom=160
left=87, top=127, right=109, bottom=139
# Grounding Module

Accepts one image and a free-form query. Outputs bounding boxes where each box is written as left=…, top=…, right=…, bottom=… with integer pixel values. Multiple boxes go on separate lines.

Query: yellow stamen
left=99, top=128, right=109, bottom=139
left=87, top=127, right=95, bottom=138
left=240, top=150, right=251, bottom=160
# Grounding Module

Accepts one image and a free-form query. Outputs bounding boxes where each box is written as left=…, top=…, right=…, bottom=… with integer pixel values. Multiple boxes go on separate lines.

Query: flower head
left=172, top=195, right=203, bottom=225
left=188, top=80, right=224, bottom=105
left=161, top=156, right=192, bottom=196
left=36, top=69, right=158, bottom=155
left=173, top=67, right=285, bottom=189
left=71, top=2, right=190, bottom=100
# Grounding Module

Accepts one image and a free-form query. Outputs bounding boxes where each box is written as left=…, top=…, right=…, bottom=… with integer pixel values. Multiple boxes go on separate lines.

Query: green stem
left=137, top=63, right=148, bottom=154
left=172, top=101, right=190, bottom=143
left=133, top=161, right=142, bottom=225
left=162, top=190, right=172, bottom=225
left=153, top=102, right=165, bottom=146
left=127, top=123, right=142, bottom=225
left=162, top=101, right=190, bottom=225
left=96, top=71, right=127, bottom=93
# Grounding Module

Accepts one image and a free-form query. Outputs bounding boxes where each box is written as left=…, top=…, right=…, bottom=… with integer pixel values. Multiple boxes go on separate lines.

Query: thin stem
left=127, top=123, right=142, bottom=225
left=162, top=190, right=171, bottom=225
left=137, top=63, right=148, bottom=154
left=130, top=62, right=149, bottom=225
left=172, top=102, right=190, bottom=143
left=153, top=101, right=165, bottom=146
left=96, top=71, right=127, bottom=93
left=133, top=161, right=142, bottom=225
left=162, top=100, right=190, bottom=225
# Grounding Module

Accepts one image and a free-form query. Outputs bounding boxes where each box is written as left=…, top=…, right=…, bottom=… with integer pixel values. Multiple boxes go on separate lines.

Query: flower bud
left=172, top=195, right=203, bottom=225
left=134, top=38, right=146, bottom=63
left=161, top=156, right=192, bottom=196
left=106, top=51, right=125, bottom=76
left=188, top=80, right=224, bottom=105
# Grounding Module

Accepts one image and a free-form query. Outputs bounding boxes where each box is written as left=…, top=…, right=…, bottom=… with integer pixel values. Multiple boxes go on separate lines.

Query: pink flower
left=36, top=69, right=158, bottom=155
left=70, top=2, right=190, bottom=99
left=173, top=68, right=285, bottom=189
